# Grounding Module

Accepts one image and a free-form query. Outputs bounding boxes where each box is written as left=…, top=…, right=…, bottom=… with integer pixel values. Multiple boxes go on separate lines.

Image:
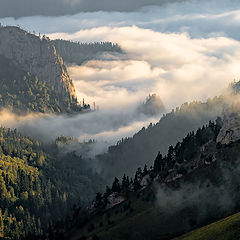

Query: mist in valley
left=1, top=0, right=240, bottom=178
left=2, top=1, right=240, bottom=239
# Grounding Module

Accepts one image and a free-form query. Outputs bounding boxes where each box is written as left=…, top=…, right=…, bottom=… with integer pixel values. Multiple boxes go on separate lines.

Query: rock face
left=140, top=174, right=151, bottom=188
left=106, top=192, right=125, bottom=209
left=0, top=26, right=76, bottom=100
left=217, top=113, right=240, bottom=144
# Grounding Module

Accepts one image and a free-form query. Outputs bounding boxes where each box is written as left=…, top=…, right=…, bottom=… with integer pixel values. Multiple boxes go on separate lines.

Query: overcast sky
left=0, top=0, right=188, bottom=18
left=1, top=0, right=239, bottom=41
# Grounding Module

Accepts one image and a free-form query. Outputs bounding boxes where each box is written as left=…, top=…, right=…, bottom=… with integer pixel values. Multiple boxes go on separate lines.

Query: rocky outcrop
left=0, top=26, right=76, bottom=100
left=217, top=113, right=240, bottom=144
left=140, top=174, right=151, bottom=188
left=106, top=192, right=125, bottom=209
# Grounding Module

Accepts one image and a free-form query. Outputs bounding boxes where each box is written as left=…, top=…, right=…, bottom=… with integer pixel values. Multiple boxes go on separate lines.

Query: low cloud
left=1, top=0, right=240, bottom=159
left=55, top=26, right=240, bottom=110
left=156, top=160, right=240, bottom=231
left=0, top=108, right=161, bottom=152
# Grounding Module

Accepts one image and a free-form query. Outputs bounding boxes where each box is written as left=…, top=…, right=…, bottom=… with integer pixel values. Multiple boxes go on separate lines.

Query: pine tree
left=94, top=193, right=103, bottom=208
left=133, top=171, right=141, bottom=192
left=154, top=152, right=163, bottom=172
left=143, top=164, right=148, bottom=175
left=112, top=178, right=121, bottom=193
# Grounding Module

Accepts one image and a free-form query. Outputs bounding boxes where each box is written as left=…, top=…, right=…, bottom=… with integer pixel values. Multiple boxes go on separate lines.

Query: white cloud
left=1, top=0, right=240, bottom=40
left=1, top=0, right=240, bottom=157
left=51, top=26, right=240, bottom=110
left=0, top=109, right=161, bottom=156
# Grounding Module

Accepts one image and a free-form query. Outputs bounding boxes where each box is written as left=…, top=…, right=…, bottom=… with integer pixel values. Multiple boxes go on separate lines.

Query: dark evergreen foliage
left=69, top=118, right=228, bottom=240
left=0, top=127, right=104, bottom=239
left=153, top=118, right=223, bottom=176
left=98, top=97, right=226, bottom=179
left=53, top=39, right=123, bottom=65
left=0, top=54, right=85, bottom=114
left=92, top=118, right=223, bottom=213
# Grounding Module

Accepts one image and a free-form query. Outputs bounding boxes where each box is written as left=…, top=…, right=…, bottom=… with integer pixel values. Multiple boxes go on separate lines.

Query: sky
left=0, top=0, right=240, bottom=155
left=0, top=0, right=186, bottom=18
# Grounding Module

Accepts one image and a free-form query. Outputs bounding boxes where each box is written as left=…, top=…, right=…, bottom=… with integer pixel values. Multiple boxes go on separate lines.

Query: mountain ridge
left=52, top=39, right=123, bottom=66
left=0, top=26, right=76, bottom=99
left=0, top=26, right=87, bottom=114
left=63, top=114, right=240, bottom=240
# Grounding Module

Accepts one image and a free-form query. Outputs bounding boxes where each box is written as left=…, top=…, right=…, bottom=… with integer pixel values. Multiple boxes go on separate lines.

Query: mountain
left=97, top=95, right=227, bottom=180
left=0, top=127, right=105, bottom=239
left=0, top=26, right=86, bottom=114
left=63, top=113, right=240, bottom=240
left=52, top=39, right=123, bottom=66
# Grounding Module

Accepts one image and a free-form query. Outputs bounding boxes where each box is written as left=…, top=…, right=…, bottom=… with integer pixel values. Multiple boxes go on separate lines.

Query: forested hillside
left=0, top=127, right=104, bottom=239
left=65, top=115, right=240, bottom=240
left=1, top=24, right=239, bottom=240
left=98, top=95, right=227, bottom=180
left=0, top=26, right=121, bottom=114
left=0, top=55, right=84, bottom=114
left=0, top=26, right=89, bottom=114
left=53, top=40, right=123, bottom=65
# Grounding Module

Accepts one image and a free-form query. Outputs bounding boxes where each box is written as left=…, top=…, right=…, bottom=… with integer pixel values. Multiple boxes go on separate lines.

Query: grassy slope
left=173, top=212, right=240, bottom=240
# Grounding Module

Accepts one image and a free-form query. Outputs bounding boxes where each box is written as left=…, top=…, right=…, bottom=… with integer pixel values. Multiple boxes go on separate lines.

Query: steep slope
left=98, top=96, right=227, bottom=180
left=64, top=114, right=240, bottom=240
left=217, top=113, right=240, bottom=144
left=0, top=127, right=104, bottom=239
left=0, top=54, right=79, bottom=114
left=0, top=26, right=84, bottom=114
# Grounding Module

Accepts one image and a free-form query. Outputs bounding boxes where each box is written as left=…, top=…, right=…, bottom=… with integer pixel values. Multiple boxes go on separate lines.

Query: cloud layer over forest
left=1, top=0, right=240, bottom=156
left=64, top=28, right=240, bottom=111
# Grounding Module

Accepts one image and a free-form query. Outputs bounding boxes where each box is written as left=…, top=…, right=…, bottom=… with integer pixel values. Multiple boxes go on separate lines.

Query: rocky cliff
left=0, top=26, right=76, bottom=101
left=216, top=113, right=240, bottom=144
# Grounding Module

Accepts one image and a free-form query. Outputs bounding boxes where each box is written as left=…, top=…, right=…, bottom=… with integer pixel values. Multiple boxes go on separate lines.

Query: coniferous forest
left=53, top=40, right=123, bottom=65
left=0, top=126, right=105, bottom=239
left=1, top=2, right=240, bottom=238
left=0, top=54, right=83, bottom=114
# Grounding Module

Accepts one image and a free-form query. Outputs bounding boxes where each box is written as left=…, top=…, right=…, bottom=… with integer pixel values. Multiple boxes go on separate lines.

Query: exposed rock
left=140, top=174, right=151, bottom=188
left=200, top=140, right=212, bottom=152
left=165, top=173, right=183, bottom=183
left=217, top=113, right=240, bottom=144
left=106, top=192, right=125, bottom=209
left=0, top=26, right=76, bottom=101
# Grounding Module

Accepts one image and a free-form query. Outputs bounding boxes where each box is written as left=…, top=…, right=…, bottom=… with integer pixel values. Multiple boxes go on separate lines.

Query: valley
left=1, top=1, right=240, bottom=238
